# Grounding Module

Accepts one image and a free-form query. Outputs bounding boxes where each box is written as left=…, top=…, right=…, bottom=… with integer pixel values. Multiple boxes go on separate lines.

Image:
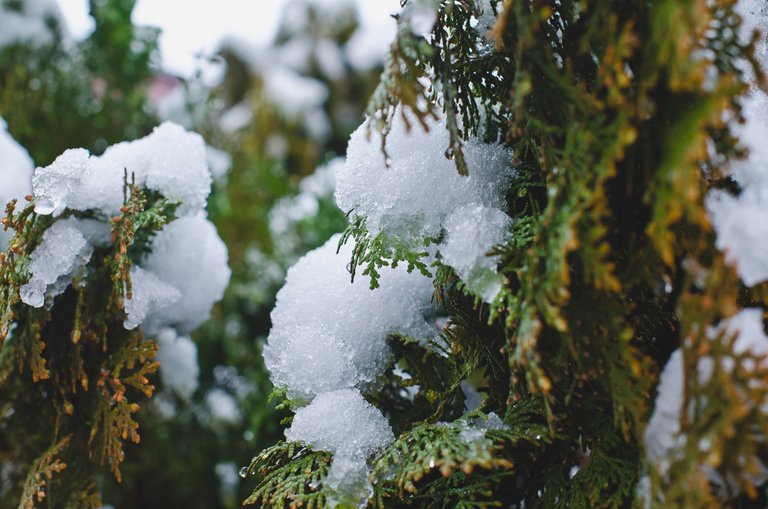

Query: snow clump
left=706, top=1, right=768, bottom=286
left=0, top=117, right=34, bottom=249
left=32, top=122, right=211, bottom=217
left=644, top=309, right=768, bottom=474
left=336, top=109, right=514, bottom=301
left=0, top=0, right=68, bottom=50
left=22, top=122, right=230, bottom=419
left=441, top=205, right=512, bottom=302
left=264, top=233, right=436, bottom=401
left=285, top=388, right=395, bottom=504
left=155, top=328, right=200, bottom=400
left=20, top=218, right=109, bottom=308
left=139, top=212, right=231, bottom=334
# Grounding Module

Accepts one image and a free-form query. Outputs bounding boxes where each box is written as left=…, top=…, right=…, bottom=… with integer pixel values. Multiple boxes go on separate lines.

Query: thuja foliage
left=245, top=0, right=768, bottom=507
left=0, top=182, right=176, bottom=507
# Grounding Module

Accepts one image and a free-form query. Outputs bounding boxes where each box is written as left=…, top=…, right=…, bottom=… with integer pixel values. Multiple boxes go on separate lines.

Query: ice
left=32, top=122, right=211, bottom=217
left=141, top=213, right=231, bottom=334
left=457, top=412, right=506, bottom=443
left=285, top=388, right=394, bottom=502
left=123, top=266, right=181, bottom=331
left=441, top=205, right=511, bottom=302
left=0, top=0, right=68, bottom=49
left=20, top=218, right=94, bottom=308
left=335, top=110, right=514, bottom=246
left=155, top=328, right=200, bottom=400
left=0, top=117, right=34, bottom=249
left=264, top=234, right=436, bottom=401
left=32, top=148, right=89, bottom=215
left=644, top=309, right=768, bottom=473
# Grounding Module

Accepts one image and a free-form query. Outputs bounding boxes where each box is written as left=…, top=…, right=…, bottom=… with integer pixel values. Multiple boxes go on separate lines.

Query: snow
left=141, top=213, right=231, bottom=334
left=457, top=412, right=506, bottom=443
left=441, top=205, right=511, bottom=302
left=206, top=145, right=232, bottom=181
left=0, top=118, right=34, bottom=249
left=155, top=327, right=200, bottom=400
left=32, top=122, right=212, bottom=217
left=706, top=2, right=768, bottom=286
left=644, top=309, right=768, bottom=473
left=20, top=218, right=94, bottom=308
left=206, top=388, right=242, bottom=423
left=123, top=267, right=181, bottom=331
left=264, top=234, right=436, bottom=401
left=404, top=0, right=438, bottom=37
left=0, top=0, right=68, bottom=50
left=285, top=388, right=394, bottom=502
left=23, top=123, right=229, bottom=410
left=335, top=109, right=514, bottom=246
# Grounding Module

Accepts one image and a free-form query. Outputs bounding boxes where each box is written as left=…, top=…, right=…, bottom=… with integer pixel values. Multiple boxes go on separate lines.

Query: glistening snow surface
left=285, top=388, right=394, bottom=497
left=20, top=218, right=94, bottom=308
left=335, top=109, right=514, bottom=245
left=264, top=233, right=435, bottom=401
left=32, top=122, right=211, bottom=217
left=0, top=117, right=34, bottom=249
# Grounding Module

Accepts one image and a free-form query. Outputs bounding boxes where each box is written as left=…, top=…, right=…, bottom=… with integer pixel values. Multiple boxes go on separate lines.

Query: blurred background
left=0, top=0, right=398, bottom=506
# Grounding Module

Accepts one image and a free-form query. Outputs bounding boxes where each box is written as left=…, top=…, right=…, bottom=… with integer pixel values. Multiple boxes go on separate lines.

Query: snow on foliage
left=285, top=388, right=394, bottom=502
left=336, top=111, right=514, bottom=245
left=706, top=1, right=768, bottom=286
left=22, top=121, right=230, bottom=402
left=644, top=309, right=768, bottom=474
left=33, top=122, right=211, bottom=217
left=140, top=212, right=231, bottom=334
left=442, top=205, right=512, bottom=302
left=0, top=0, right=67, bottom=50
left=0, top=117, right=33, bottom=249
left=264, top=233, right=435, bottom=401
left=336, top=110, right=514, bottom=300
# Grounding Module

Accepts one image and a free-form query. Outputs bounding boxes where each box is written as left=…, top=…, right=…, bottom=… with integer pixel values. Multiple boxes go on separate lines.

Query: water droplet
left=239, top=466, right=249, bottom=478
left=444, top=146, right=454, bottom=160
left=34, top=197, right=55, bottom=215
left=385, top=157, right=393, bottom=166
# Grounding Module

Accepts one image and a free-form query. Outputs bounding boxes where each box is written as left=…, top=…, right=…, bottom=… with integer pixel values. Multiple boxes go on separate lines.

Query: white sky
left=59, top=0, right=399, bottom=78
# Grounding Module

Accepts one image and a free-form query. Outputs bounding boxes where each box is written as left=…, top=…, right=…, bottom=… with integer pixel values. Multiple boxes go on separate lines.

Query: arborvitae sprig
left=0, top=182, right=175, bottom=507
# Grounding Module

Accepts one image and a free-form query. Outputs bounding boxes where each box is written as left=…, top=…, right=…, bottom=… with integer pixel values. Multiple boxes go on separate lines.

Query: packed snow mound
left=335, top=110, right=514, bottom=245
left=32, top=122, right=212, bottom=217
left=155, top=328, right=200, bottom=400
left=264, top=234, right=436, bottom=401
left=0, top=0, right=68, bottom=50
left=0, top=117, right=34, bottom=249
left=285, top=388, right=394, bottom=500
left=141, top=213, right=231, bottom=334
left=441, top=205, right=511, bottom=302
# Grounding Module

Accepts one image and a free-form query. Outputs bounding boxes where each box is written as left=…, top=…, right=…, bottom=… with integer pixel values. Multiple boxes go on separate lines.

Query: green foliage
left=338, top=215, right=433, bottom=289
left=246, top=0, right=768, bottom=507
left=0, top=180, right=175, bottom=507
